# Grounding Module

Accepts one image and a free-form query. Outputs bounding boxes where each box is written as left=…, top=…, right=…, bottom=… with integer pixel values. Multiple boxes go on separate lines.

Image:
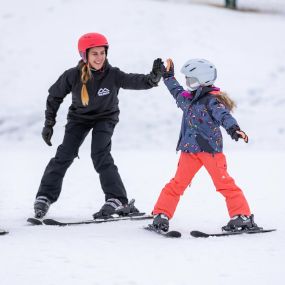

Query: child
left=34, top=32, right=163, bottom=219
left=152, top=58, right=259, bottom=232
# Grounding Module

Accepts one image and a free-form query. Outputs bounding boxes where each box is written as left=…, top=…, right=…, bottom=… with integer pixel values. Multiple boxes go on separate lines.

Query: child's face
left=186, top=77, right=200, bottom=91
left=88, top=47, right=106, bottom=70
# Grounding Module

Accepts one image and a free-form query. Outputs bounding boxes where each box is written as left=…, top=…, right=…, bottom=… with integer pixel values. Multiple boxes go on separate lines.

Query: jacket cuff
left=44, top=119, right=56, bottom=127
left=226, top=124, right=240, bottom=135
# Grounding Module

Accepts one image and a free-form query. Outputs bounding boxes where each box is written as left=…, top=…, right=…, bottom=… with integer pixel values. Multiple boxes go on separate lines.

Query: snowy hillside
left=0, top=0, right=285, bottom=285
left=0, top=0, right=285, bottom=150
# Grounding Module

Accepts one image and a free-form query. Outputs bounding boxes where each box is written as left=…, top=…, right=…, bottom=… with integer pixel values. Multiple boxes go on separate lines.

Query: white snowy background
left=0, top=0, right=284, bottom=284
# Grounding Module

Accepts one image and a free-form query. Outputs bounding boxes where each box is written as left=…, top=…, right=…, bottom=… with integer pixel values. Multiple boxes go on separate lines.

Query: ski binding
left=144, top=224, right=181, bottom=238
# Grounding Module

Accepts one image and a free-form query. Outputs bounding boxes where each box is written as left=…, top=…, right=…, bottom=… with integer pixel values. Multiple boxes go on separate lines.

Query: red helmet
left=78, top=33, right=109, bottom=62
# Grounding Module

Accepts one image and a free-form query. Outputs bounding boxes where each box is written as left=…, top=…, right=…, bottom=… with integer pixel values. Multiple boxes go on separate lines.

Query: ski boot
left=115, top=199, right=140, bottom=216
left=93, top=198, right=140, bottom=219
left=34, top=196, right=51, bottom=219
left=153, top=213, right=169, bottom=232
left=222, top=214, right=261, bottom=232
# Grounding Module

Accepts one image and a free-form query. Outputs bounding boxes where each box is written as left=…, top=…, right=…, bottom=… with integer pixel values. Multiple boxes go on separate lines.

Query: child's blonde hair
left=79, top=60, right=92, bottom=106
left=214, top=91, right=237, bottom=112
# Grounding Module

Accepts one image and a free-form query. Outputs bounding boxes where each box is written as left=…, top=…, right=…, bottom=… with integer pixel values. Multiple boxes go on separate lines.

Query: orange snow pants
left=153, top=152, right=251, bottom=219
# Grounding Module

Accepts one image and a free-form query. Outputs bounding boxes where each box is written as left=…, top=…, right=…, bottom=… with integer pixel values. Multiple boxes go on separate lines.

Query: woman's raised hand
left=149, top=58, right=164, bottom=85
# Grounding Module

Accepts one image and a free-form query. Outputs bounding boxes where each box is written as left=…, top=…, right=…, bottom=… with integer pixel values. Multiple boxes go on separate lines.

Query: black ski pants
left=36, top=120, right=128, bottom=204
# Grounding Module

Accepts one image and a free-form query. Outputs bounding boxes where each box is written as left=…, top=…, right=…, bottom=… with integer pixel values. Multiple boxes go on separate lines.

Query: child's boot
left=153, top=214, right=169, bottom=232
left=222, top=214, right=260, bottom=232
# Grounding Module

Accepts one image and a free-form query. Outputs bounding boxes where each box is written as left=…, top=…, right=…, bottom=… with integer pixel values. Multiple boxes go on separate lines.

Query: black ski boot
left=222, top=214, right=260, bottom=232
left=93, top=198, right=140, bottom=219
left=34, top=196, right=51, bottom=219
left=115, top=199, right=140, bottom=216
left=153, top=213, right=169, bottom=232
left=93, top=198, right=123, bottom=219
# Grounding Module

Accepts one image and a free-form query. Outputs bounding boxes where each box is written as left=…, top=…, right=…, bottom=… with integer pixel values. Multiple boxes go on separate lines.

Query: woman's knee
left=55, top=144, right=78, bottom=161
left=91, top=152, right=115, bottom=171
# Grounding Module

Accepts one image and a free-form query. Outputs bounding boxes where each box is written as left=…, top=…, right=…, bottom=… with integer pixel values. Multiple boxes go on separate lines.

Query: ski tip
left=190, top=231, right=209, bottom=238
left=166, top=231, right=182, bottom=238
left=43, top=219, right=65, bottom=226
left=0, top=230, right=9, bottom=235
left=27, top=217, right=43, bottom=225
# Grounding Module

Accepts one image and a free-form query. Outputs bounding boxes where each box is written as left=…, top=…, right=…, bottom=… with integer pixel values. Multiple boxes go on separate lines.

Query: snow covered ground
left=0, top=145, right=284, bottom=284
left=1, top=0, right=285, bottom=284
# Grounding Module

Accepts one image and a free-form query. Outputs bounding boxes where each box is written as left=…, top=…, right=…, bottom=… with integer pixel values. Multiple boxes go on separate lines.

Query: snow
left=1, top=147, right=284, bottom=284
left=0, top=0, right=285, bottom=284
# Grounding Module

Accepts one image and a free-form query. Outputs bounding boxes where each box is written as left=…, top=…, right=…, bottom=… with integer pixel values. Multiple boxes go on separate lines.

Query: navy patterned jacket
left=164, top=77, right=238, bottom=153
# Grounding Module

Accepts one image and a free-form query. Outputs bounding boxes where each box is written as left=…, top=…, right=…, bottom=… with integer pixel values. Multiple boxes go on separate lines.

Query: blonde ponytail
left=80, top=62, right=92, bottom=106
left=215, top=91, right=237, bottom=112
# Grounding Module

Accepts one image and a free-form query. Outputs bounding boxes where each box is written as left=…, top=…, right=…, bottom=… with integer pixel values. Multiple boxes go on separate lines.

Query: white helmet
left=180, top=59, right=217, bottom=91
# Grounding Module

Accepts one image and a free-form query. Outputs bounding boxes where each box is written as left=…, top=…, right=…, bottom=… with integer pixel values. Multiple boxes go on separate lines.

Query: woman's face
left=87, top=46, right=106, bottom=70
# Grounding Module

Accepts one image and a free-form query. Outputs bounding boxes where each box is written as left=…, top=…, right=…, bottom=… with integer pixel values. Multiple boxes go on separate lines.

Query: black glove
left=227, top=125, right=248, bottom=143
left=227, top=125, right=240, bottom=141
left=162, top=58, right=174, bottom=79
left=42, top=119, right=55, bottom=146
left=149, top=58, right=163, bottom=85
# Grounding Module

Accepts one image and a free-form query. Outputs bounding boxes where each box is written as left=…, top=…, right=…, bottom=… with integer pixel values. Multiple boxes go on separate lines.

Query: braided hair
left=79, top=60, right=92, bottom=106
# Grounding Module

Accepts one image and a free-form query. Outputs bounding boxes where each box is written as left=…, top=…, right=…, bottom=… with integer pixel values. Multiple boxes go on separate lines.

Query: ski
left=144, top=224, right=181, bottom=238
left=0, top=229, right=9, bottom=235
left=190, top=228, right=276, bottom=238
left=27, top=217, right=43, bottom=225
left=42, top=213, right=153, bottom=226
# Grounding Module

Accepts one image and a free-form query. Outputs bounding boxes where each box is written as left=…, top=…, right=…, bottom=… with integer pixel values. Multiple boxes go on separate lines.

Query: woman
left=34, top=32, right=162, bottom=219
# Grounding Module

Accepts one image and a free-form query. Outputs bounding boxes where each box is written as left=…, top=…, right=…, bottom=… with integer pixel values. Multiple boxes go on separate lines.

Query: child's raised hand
left=162, top=58, right=175, bottom=79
